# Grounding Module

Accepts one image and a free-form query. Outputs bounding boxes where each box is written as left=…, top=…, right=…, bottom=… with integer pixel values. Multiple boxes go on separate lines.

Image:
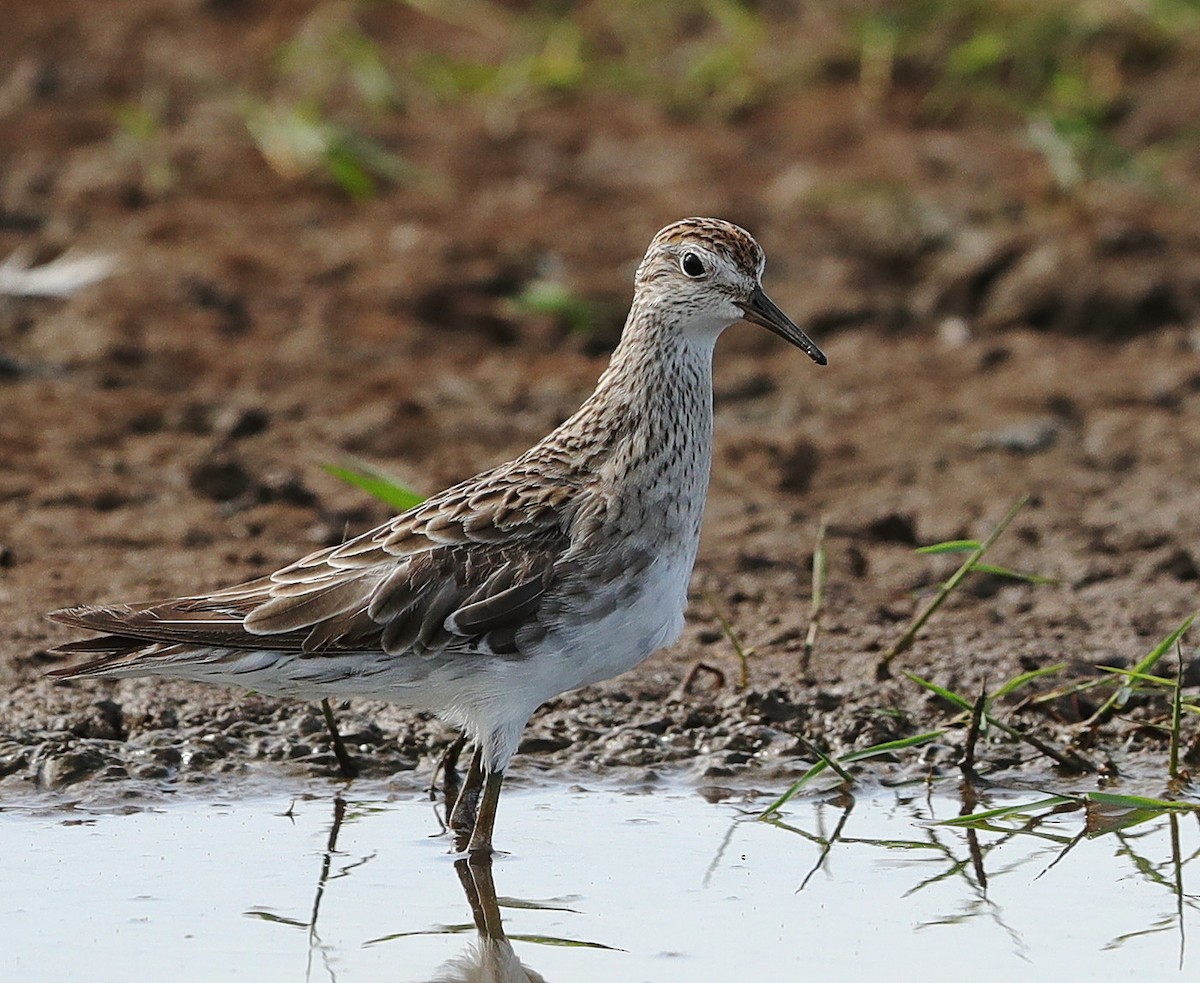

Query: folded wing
left=48, top=463, right=580, bottom=675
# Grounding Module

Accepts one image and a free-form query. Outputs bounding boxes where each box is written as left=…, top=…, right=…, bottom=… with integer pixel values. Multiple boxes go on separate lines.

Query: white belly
left=545, top=550, right=692, bottom=690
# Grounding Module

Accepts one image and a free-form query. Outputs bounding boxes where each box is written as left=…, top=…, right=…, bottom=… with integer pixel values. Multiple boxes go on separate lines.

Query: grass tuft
left=906, top=669, right=1094, bottom=773
left=759, top=730, right=945, bottom=819
left=1082, top=615, right=1196, bottom=728
left=112, top=90, right=176, bottom=196
left=877, top=495, right=1033, bottom=680
left=801, top=518, right=827, bottom=674
left=705, top=593, right=753, bottom=690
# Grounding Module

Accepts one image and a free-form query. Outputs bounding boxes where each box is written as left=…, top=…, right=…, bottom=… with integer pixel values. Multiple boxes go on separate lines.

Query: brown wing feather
left=48, top=459, right=581, bottom=671
left=449, top=577, right=547, bottom=635
left=242, top=576, right=378, bottom=636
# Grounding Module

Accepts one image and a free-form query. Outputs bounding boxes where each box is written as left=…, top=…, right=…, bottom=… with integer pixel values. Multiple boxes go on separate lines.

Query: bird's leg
left=434, top=733, right=468, bottom=808
left=319, top=698, right=359, bottom=779
left=448, top=746, right=484, bottom=841
left=466, top=770, right=505, bottom=861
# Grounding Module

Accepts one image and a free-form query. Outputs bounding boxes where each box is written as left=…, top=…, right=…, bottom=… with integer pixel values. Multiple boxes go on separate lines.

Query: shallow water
left=4, top=779, right=1197, bottom=981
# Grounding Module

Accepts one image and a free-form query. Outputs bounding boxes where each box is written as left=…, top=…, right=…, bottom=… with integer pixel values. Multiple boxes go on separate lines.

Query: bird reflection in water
left=427, top=858, right=547, bottom=983
left=247, top=791, right=550, bottom=983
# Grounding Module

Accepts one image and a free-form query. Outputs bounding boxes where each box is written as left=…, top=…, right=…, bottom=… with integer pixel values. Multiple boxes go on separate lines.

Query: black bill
left=739, top=287, right=827, bottom=366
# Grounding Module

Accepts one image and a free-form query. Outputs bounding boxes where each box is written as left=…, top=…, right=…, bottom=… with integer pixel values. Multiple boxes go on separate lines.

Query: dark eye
left=680, top=251, right=706, bottom=278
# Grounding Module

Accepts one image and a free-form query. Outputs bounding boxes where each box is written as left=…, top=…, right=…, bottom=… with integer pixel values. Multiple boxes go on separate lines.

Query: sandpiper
left=48, top=217, right=826, bottom=857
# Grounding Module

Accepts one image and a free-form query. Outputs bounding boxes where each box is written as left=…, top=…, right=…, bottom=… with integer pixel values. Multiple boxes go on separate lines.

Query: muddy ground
left=1, top=1, right=1198, bottom=801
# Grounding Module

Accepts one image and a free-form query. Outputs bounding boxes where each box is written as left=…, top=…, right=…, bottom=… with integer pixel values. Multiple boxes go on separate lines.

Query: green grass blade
left=1085, top=792, right=1197, bottom=836
left=837, top=837, right=949, bottom=850
left=1094, top=666, right=1176, bottom=687
left=948, top=822, right=1076, bottom=844
left=933, top=795, right=1077, bottom=827
left=1087, top=792, right=1199, bottom=811
left=758, top=762, right=829, bottom=817
left=1029, top=677, right=1106, bottom=705
left=705, top=593, right=752, bottom=689
left=904, top=671, right=974, bottom=712
left=989, top=663, right=1066, bottom=700
left=802, top=518, right=827, bottom=671
left=506, top=934, right=621, bottom=950
left=837, top=730, right=944, bottom=763
left=969, top=563, right=1058, bottom=585
left=796, top=734, right=854, bottom=784
left=513, top=280, right=596, bottom=335
left=495, top=897, right=580, bottom=913
left=244, top=910, right=310, bottom=928
left=364, top=925, right=475, bottom=944
left=323, top=461, right=426, bottom=511
left=1084, top=615, right=1195, bottom=726
left=915, top=540, right=981, bottom=554
left=1171, top=642, right=1184, bottom=781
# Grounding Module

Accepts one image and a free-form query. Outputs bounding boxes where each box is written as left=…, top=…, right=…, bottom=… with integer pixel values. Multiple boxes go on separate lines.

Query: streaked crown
left=636, top=217, right=763, bottom=294
left=637, top=217, right=764, bottom=283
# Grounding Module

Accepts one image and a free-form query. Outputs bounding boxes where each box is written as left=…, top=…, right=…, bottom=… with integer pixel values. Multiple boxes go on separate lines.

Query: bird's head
left=634, top=217, right=827, bottom=365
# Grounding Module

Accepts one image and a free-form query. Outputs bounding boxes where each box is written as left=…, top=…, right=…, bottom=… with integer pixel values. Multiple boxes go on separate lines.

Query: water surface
left=4, top=779, right=1196, bottom=981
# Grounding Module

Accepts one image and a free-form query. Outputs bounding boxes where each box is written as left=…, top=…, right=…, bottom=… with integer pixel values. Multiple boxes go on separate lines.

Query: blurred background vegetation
left=4, top=0, right=1200, bottom=346
left=211, top=0, right=1200, bottom=200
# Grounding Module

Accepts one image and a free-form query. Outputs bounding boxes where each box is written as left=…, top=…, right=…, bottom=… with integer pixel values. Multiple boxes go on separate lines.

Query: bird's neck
left=528, top=299, right=722, bottom=485
left=589, top=301, right=716, bottom=435
left=539, top=301, right=717, bottom=521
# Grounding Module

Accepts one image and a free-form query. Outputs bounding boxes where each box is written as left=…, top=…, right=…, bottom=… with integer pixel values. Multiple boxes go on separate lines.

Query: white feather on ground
left=0, top=248, right=116, bottom=298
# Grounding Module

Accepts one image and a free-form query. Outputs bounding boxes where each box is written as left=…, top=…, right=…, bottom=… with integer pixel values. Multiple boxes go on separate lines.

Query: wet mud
left=2, top=1, right=1198, bottom=799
